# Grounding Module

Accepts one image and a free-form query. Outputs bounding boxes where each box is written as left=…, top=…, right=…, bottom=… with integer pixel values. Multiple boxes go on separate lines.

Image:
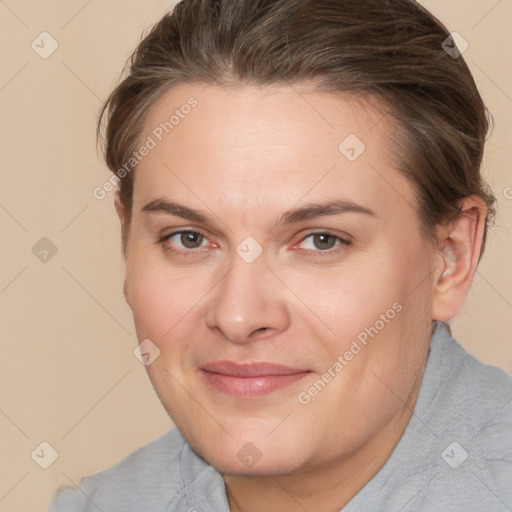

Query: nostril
left=251, top=327, right=271, bottom=338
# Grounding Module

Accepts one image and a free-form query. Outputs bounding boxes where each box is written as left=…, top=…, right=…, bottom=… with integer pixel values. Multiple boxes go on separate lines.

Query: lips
left=200, top=361, right=311, bottom=398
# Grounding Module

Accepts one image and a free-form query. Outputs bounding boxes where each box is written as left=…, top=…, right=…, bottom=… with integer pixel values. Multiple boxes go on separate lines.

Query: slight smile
left=200, top=361, right=312, bottom=398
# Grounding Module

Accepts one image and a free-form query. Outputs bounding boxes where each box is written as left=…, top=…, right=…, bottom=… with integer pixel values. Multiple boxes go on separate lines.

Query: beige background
left=0, top=1, right=510, bottom=510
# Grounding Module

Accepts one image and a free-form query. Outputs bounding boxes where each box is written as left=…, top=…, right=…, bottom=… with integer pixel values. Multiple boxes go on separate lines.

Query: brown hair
left=98, top=0, right=496, bottom=256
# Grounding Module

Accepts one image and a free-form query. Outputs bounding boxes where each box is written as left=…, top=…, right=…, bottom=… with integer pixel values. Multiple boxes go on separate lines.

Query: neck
left=223, top=372, right=423, bottom=512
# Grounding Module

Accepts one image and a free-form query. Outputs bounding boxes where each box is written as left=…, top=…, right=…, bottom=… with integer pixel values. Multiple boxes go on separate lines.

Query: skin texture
left=116, top=83, right=486, bottom=512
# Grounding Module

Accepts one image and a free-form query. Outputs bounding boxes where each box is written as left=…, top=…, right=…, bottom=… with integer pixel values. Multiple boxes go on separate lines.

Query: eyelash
left=158, top=229, right=351, bottom=258
left=158, top=229, right=212, bottom=258
left=293, top=231, right=351, bottom=256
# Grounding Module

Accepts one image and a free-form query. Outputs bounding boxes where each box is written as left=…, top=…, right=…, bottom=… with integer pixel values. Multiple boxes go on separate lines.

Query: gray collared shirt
left=48, top=322, right=512, bottom=511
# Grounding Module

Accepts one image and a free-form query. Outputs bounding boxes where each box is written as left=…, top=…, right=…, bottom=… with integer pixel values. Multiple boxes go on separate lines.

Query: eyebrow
left=142, top=198, right=208, bottom=224
left=278, top=199, right=377, bottom=224
left=141, top=197, right=377, bottom=226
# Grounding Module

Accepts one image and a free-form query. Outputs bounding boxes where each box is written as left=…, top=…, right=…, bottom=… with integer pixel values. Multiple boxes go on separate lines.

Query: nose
left=205, top=256, right=290, bottom=344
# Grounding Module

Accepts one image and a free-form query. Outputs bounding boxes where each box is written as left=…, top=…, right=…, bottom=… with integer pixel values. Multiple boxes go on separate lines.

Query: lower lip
left=201, top=370, right=310, bottom=398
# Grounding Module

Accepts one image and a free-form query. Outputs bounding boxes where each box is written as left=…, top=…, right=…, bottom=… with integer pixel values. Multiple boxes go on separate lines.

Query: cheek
left=281, top=259, right=405, bottom=342
left=291, top=241, right=432, bottom=375
left=125, top=256, right=208, bottom=341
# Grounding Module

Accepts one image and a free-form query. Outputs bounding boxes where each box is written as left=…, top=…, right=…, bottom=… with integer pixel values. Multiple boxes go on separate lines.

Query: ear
left=114, top=195, right=132, bottom=307
left=123, top=280, right=132, bottom=307
left=114, top=195, right=126, bottom=225
left=431, top=196, right=487, bottom=322
left=114, top=195, right=130, bottom=256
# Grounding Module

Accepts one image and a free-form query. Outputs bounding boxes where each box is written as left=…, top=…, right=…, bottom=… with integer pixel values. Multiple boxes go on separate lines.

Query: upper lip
left=200, top=361, right=309, bottom=377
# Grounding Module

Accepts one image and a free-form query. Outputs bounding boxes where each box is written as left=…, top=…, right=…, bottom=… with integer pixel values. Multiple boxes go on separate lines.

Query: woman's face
left=122, top=83, right=437, bottom=475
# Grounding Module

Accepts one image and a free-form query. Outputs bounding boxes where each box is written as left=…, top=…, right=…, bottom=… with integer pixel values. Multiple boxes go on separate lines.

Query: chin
left=201, top=444, right=308, bottom=477
left=182, top=421, right=314, bottom=477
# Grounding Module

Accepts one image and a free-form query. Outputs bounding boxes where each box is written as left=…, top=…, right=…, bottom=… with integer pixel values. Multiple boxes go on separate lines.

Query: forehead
left=133, top=82, right=415, bottom=222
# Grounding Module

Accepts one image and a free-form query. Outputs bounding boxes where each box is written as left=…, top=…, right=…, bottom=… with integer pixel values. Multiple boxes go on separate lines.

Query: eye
left=159, top=230, right=211, bottom=253
left=295, top=232, right=351, bottom=254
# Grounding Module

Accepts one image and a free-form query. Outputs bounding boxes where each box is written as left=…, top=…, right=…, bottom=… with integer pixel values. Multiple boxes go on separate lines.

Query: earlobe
left=431, top=197, right=486, bottom=322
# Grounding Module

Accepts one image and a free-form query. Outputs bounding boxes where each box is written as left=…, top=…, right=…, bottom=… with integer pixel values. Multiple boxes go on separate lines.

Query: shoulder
left=48, top=428, right=187, bottom=511
left=399, top=324, right=512, bottom=510
left=347, top=324, right=512, bottom=512
left=434, top=326, right=512, bottom=433
left=437, top=332, right=512, bottom=502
